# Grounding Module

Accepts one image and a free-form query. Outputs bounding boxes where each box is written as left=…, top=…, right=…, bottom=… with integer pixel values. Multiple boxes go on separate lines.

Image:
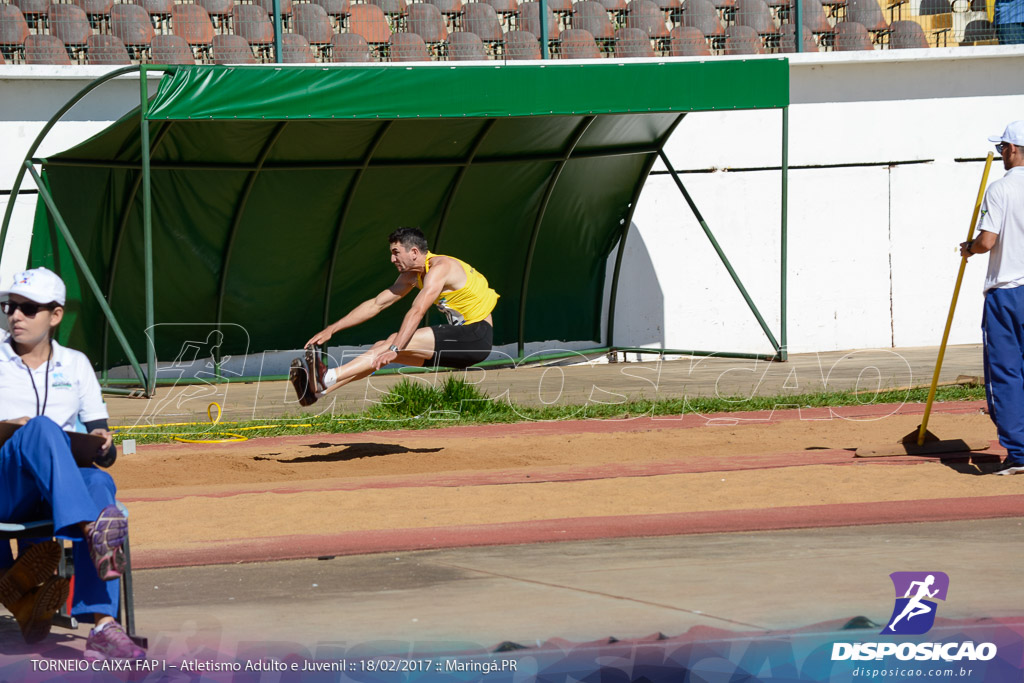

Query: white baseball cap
left=988, top=120, right=1024, bottom=146
left=0, top=267, right=66, bottom=306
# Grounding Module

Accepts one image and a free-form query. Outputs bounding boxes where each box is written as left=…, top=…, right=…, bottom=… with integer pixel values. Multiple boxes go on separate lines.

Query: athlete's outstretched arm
left=306, top=273, right=416, bottom=347
left=371, top=262, right=449, bottom=370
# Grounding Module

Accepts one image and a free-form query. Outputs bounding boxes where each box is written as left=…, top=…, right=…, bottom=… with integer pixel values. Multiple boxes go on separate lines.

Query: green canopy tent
left=1, top=61, right=790, bottom=397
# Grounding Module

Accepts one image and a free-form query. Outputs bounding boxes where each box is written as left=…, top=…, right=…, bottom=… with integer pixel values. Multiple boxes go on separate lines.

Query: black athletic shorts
left=426, top=321, right=493, bottom=369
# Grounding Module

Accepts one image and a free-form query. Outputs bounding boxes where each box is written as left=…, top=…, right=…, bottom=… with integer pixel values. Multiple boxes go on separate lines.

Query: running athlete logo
left=881, top=572, right=949, bottom=635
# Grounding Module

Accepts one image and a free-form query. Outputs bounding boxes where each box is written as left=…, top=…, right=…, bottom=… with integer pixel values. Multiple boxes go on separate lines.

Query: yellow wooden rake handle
left=917, top=152, right=994, bottom=446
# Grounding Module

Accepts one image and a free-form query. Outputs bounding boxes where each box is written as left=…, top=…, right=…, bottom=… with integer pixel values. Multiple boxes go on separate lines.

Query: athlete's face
left=4, top=294, right=62, bottom=349
left=389, top=242, right=419, bottom=272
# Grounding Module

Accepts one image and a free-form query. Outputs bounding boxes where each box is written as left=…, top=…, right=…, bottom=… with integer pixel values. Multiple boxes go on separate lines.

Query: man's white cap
left=988, top=120, right=1024, bottom=146
left=0, top=267, right=66, bottom=306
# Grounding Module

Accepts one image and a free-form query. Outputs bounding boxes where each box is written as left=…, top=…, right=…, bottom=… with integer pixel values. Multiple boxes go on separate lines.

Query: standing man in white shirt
left=960, top=121, right=1024, bottom=475
left=0, top=267, right=145, bottom=658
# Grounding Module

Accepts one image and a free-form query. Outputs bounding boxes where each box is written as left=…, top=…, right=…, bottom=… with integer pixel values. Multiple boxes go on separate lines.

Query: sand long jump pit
left=112, top=400, right=1020, bottom=569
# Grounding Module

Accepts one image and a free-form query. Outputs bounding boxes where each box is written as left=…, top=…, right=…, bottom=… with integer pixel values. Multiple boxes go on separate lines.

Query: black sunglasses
left=0, top=300, right=57, bottom=317
left=996, top=142, right=1013, bottom=154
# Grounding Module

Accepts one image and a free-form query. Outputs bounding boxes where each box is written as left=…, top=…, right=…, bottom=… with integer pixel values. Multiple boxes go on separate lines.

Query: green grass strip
left=111, top=378, right=988, bottom=445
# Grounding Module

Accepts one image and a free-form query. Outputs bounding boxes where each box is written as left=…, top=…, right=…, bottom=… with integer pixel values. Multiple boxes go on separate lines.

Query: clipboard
left=0, top=421, right=109, bottom=467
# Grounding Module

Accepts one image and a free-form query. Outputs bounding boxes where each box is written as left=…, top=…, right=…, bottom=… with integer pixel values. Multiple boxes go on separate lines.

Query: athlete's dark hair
left=388, top=227, right=429, bottom=252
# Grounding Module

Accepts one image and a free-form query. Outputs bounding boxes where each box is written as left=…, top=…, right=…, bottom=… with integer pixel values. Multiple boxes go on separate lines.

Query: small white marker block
left=122, top=439, right=137, bottom=455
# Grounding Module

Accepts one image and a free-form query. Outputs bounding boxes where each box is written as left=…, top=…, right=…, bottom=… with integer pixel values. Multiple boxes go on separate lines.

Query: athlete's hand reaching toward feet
left=306, top=328, right=333, bottom=348
left=372, top=349, right=398, bottom=370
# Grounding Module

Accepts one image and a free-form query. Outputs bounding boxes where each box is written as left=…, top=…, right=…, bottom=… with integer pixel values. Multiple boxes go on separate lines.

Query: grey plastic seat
left=558, top=27, right=600, bottom=56
left=571, top=1, right=615, bottom=40
left=504, top=28, right=541, bottom=58
left=668, top=25, right=710, bottom=55
left=724, top=23, right=764, bottom=52
left=834, top=20, right=873, bottom=49
left=446, top=30, right=486, bottom=59
left=614, top=26, right=655, bottom=55
left=212, top=32, right=256, bottom=62
left=889, top=19, right=928, bottom=48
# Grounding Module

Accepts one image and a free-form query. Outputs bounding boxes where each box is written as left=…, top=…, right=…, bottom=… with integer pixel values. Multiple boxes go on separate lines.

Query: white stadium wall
left=2, top=50, right=1024, bottom=361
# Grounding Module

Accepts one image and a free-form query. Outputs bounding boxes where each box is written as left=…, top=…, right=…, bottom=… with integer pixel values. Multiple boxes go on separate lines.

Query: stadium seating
left=389, top=31, right=429, bottom=60
left=446, top=30, right=486, bottom=59
left=668, top=25, right=711, bottom=55
left=889, top=19, right=929, bottom=47
left=233, top=4, right=276, bottom=49
left=724, top=24, right=764, bottom=53
left=614, top=26, right=655, bottom=56
left=212, top=33, right=255, bottom=62
left=845, top=0, right=889, bottom=35
left=504, top=28, right=541, bottom=58
left=346, top=3, right=391, bottom=45
left=87, top=34, right=131, bottom=64
left=331, top=31, right=371, bottom=60
left=0, top=3, right=29, bottom=62
left=313, top=0, right=350, bottom=29
left=368, top=0, right=406, bottom=19
left=918, top=0, right=951, bottom=15
left=558, top=27, right=600, bottom=57
left=961, top=18, right=995, bottom=44
left=625, top=0, right=669, bottom=40
left=25, top=33, right=71, bottom=64
left=779, top=22, right=818, bottom=51
left=462, top=2, right=504, bottom=44
left=484, top=0, right=519, bottom=29
left=133, top=0, right=174, bottom=32
left=49, top=3, right=92, bottom=52
left=679, top=0, right=726, bottom=43
left=834, top=20, right=873, bottom=49
left=407, top=2, right=448, bottom=44
left=519, top=1, right=559, bottom=41
left=571, top=1, right=615, bottom=41
left=12, top=0, right=48, bottom=30
left=171, top=4, right=215, bottom=51
left=195, top=0, right=234, bottom=30
left=426, top=0, right=463, bottom=30
left=110, top=3, right=154, bottom=57
left=74, top=0, right=114, bottom=27
left=0, top=0, right=1006, bottom=66
left=281, top=31, right=314, bottom=61
left=150, top=33, right=196, bottom=64
left=595, top=0, right=627, bottom=13
left=293, top=2, right=334, bottom=46
left=735, top=0, right=780, bottom=45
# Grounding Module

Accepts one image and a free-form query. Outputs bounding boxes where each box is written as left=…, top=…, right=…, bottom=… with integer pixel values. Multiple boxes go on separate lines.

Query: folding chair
left=0, top=501, right=146, bottom=648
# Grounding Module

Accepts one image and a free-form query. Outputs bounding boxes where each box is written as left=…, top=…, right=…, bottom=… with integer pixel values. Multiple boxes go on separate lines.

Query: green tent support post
left=102, top=121, right=175, bottom=383
left=539, top=0, right=549, bottom=59
left=322, top=121, right=393, bottom=330
left=272, top=0, right=283, bottom=63
left=24, top=162, right=151, bottom=395
left=215, top=121, right=289, bottom=379
left=433, top=119, right=497, bottom=252
left=517, top=116, right=596, bottom=358
left=658, top=150, right=782, bottom=357
left=606, top=113, right=687, bottom=349
left=140, top=66, right=156, bottom=396
left=780, top=106, right=789, bottom=361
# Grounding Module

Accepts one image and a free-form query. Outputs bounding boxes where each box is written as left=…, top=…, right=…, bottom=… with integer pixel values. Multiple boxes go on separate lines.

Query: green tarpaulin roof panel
left=27, top=61, right=788, bottom=371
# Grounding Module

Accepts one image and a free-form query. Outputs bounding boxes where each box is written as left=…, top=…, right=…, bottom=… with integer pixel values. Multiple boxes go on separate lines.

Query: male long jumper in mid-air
left=289, top=227, right=499, bottom=406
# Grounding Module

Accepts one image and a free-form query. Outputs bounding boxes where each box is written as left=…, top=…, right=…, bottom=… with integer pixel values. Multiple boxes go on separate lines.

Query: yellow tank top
left=416, top=252, right=499, bottom=326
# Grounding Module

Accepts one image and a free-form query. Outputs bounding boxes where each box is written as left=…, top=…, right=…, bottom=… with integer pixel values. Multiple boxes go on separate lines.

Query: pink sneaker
left=85, top=505, right=127, bottom=580
left=84, top=621, right=146, bottom=661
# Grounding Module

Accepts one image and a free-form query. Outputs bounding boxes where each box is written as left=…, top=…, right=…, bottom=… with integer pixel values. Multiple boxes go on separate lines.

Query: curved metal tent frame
left=0, top=61, right=790, bottom=398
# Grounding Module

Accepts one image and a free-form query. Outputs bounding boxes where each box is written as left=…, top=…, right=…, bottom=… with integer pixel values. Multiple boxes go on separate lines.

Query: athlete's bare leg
left=321, top=326, right=436, bottom=395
